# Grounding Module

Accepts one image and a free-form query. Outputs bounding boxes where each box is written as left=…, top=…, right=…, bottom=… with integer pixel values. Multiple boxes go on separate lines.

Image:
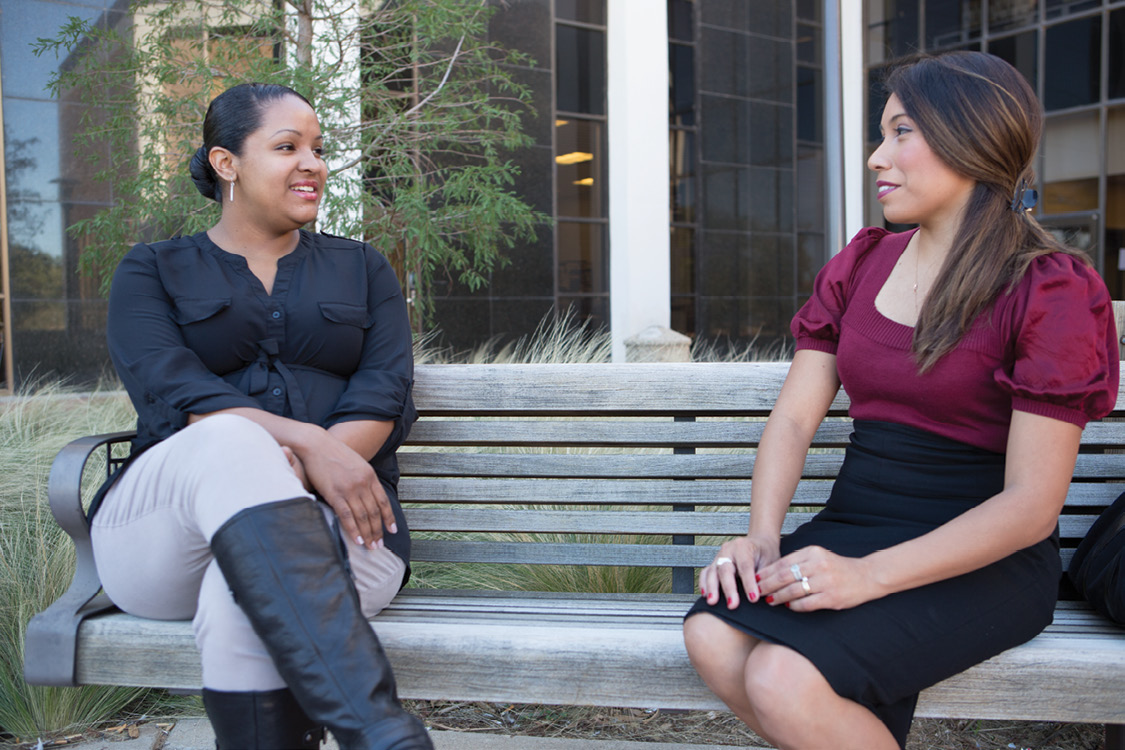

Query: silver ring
left=790, top=563, right=803, bottom=582
left=713, top=557, right=733, bottom=568
left=801, top=576, right=812, bottom=595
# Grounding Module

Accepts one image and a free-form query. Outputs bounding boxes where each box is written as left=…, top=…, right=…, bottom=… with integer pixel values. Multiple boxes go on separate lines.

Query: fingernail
left=749, top=591, right=758, bottom=603
left=388, top=522, right=398, bottom=534
left=766, top=596, right=775, bottom=604
left=785, top=602, right=791, bottom=609
left=755, top=574, right=761, bottom=582
left=727, top=597, right=734, bottom=607
left=356, top=536, right=365, bottom=546
left=701, top=588, right=707, bottom=598
left=375, top=538, right=385, bottom=550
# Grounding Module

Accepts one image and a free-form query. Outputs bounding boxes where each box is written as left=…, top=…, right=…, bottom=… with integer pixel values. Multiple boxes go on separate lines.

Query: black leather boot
left=209, top=498, right=432, bottom=750
left=202, top=687, right=325, bottom=749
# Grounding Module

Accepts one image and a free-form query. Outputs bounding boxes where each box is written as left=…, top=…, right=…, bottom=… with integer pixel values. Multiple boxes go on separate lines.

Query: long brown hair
left=883, top=52, right=1090, bottom=372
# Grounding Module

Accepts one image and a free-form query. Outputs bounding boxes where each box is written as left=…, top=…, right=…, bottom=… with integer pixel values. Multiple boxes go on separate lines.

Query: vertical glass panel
left=669, top=43, right=695, bottom=127
left=989, top=32, right=1038, bottom=89
left=557, top=222, right=607, bottom=294
left=556, top=119, right=605, bottom=217
left=990, top=0, right=1038, bottom=32
left=1105, top=106, right=1125, bottom=300
left=866, top=0, right=919, bottom=64
left=796, top=145, right=825, bottom=233
left=1110, top=8, right=1125, bottom=100
left=670, top=130, right=696, bottom=223
left=669, top=0, right=694, bottom=42
left=670, top=226, right=694, bottom=296
left=490, top=0, right=551, bottom=68
left=797, top=232, right=825, bottom=296
left=796, top=0, right=821, bottom=23
left=797, top=66, right=822, bottom=143
left=797, top=22, right=822, bottom=65
left=1046, top=0, right=1101, bottom=20
left=926, top=0, right=982, bottom=49
left=556, top=0, right=606, bottom=25
left=867, top=65, right=891, bottom=144
left=1045, top=16, right=1101, bottom=110
left=556, top=24, right=606, bottom=114
left=556, top=295, right=608, bottom=329
left=671, top=296, right=695, bottom=339
left=0, top=1, right=114, bottom=99
left=1042, top=111, right=1100, bottom=213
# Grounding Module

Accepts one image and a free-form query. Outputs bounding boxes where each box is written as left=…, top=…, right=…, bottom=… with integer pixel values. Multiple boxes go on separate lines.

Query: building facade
left=1, top=0, right=1123, bottom=389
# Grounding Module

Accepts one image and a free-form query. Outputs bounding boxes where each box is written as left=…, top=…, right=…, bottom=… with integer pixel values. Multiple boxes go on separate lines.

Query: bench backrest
left=401, top=362, right=1125, bottom=594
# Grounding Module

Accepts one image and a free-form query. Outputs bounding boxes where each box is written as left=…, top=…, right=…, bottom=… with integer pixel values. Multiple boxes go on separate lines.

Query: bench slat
left=411, top=540, right=719, bottom=566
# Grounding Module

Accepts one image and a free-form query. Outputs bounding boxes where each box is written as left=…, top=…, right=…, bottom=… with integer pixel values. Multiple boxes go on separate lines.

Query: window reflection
left=556, top=0, right=605, bottom=25
left=1045, top=16, right=1101, bottom=111
left=1106, top=106, right=1125, bottom=300
left=1043, top=111, right=1100, bottom=213
left=989, top=32, right=1037, bottom=88
left=670, top=130, right=696, bottom=223
left=990, top=0, right=1037, bottom=32
left=926, top=0, right=981, bottom=49
left=1110, top=8, right=1124, bottom=100
left=1046, top=0, right=1101, bottom=20
left=557, top=222, right=606, bottom=295
left=556, top=24, right=605, bottom=116
left=555, top=119, right=604, bottom=218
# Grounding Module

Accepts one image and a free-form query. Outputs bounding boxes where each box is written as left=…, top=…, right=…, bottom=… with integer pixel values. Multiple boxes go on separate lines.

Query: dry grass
left=404, top=700, right=1107, bottom=749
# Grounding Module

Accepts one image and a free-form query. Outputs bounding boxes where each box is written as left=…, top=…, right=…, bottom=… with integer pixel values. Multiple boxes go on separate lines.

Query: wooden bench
left=24, top=362, right=1125, bottom=747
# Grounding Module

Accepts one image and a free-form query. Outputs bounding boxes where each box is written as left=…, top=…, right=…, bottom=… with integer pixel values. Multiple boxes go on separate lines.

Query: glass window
left=1103, top=106, right=1125, bottom=299
left=989, top=31, right=1038, bottom=89
left=1043, top=111, right=1100, bottom=213
left=669, top=0, right=694, bottom=42
left=0, top=1, right=116, bottom=99
left=670, top=226, right=694, bottom=296
left=797, top=66, right=822, bottom=143
left=556, top=24, right=606, bottom=115
left=557, top=222, right=607, bottom=294
left=1110, top=8, right=1125, bottom=100
left=990, top=0, right=1038, bottom=32
left=1045, top=0, right=1101, bottom=20
left=670, top=130, right=696, bottom=223
left=555, top=119, right=604, bottom=218
left=1045, top=16, right=1102, bottom=111
left=866, top=0, right=919, bottom=64
left=556, top=294, right=608, bottom=329
left=669, top=43, right=695, bottom=127
left=797, top=0, right=821, bottom=23
left=797, top=22, right=822, bottom=65
left=926, top=0, right=982, bottom=49
left=556, top=0, right=605, bottom=25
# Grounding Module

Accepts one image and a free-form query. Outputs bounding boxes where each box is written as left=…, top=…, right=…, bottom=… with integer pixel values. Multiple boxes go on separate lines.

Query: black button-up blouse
left=104, top=229, right=417, bottom=562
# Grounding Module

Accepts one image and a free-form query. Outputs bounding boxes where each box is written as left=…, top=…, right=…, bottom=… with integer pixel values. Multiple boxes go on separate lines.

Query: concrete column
left=607, top=0, right=671, bottom=363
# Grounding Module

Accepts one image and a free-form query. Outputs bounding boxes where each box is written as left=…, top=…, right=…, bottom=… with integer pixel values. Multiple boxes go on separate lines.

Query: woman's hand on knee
left=699, top=534, right=780, bottom=610
left=758, top=546, right=878, bottom=612
left=296, top=433, right=397, bottom=550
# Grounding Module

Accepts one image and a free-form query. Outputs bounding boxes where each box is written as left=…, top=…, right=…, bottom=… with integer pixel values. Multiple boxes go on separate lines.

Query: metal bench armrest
left=24, top=431, right=136, bottom=686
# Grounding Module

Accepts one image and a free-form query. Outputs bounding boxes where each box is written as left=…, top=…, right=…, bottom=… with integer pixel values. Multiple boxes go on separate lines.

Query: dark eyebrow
left=269, top=128, right=323, bottom=140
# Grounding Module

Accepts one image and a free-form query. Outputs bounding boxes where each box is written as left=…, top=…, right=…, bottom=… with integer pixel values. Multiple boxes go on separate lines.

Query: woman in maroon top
left=683, top=52, right=1119, bottom=749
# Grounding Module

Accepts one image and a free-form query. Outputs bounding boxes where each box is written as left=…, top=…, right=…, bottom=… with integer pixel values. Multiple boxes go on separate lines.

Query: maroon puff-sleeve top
left=792, top=227, right=1119, bottom=453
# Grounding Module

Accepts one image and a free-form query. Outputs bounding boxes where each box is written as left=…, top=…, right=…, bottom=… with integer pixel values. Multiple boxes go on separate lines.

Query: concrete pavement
left=60, top=717, right=762, bottom=750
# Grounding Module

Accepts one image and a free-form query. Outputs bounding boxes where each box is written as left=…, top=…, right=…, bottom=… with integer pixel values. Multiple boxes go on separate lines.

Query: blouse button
left=272, top=387, right=283, bottom=396
left=271, top=311, right=282, bottom=320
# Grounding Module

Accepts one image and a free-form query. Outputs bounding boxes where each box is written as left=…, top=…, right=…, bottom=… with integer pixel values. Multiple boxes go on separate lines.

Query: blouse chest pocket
left=170, top=297, right=231, bottom=325
left=318, top=301, right=372, bottom=329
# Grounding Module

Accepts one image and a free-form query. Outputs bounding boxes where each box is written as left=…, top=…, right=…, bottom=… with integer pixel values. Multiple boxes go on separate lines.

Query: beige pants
left=90, top=414, right=406, bottom=691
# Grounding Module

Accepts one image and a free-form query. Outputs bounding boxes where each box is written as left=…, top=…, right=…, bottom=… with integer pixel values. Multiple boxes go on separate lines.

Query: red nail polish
left=755, top=574, right=761, bottom=582
left=749, top=591, right=758, bottom=603
left=766, top=595, right=774, bottom=604
left=785, top=602, right=791, bottom=609
left=727, top=597, right=734, bottom=607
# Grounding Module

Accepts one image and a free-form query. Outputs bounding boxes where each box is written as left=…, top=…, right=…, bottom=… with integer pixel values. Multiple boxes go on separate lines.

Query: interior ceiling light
left=573, top=178, right=594, bottom=186
left=556, top=151, right=594, bottom=165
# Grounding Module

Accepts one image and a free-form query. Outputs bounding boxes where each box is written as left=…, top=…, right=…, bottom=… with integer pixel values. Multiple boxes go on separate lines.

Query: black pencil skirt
left=684, top=421, right=1060, bottom=748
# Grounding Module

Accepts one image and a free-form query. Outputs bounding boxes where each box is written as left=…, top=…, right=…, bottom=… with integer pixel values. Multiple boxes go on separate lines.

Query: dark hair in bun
left=188, top=83, right=314, bottom=202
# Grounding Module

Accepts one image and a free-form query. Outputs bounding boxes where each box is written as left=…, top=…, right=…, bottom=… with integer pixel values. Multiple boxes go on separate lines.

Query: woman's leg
left=684, top=613, right=899, bottom=750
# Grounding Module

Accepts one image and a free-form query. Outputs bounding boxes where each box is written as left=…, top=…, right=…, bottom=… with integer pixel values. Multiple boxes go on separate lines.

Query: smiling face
left=226, top=95, right=328, bottom=233
left=868, top=94, right=976, bottom=232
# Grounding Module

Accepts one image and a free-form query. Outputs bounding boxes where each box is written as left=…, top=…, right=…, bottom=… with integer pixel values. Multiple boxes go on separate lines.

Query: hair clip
left=1010, top=180, right=1038, bottom=212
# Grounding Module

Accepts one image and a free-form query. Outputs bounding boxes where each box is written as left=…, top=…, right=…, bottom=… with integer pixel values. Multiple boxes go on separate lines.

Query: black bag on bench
left=1068, top=490, right=1125, bottom=626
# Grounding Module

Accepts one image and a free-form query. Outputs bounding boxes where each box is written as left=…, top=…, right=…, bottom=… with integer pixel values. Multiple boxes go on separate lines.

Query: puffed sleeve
left=107, top=243, right=262, bottom=447
left=323, top=244, right=417, bottom=458
left=791, top=227, right=889, bottom=353
left=994, top=253, right=1119, bottom=428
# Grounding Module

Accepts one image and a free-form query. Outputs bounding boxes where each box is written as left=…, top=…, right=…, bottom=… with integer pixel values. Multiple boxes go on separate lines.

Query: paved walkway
left=67, top=717, right=760, bottom=750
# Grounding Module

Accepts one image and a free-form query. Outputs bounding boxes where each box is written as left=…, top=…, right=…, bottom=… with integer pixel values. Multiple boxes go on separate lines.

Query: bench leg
left=1107, top=723, right=1125, bottom=750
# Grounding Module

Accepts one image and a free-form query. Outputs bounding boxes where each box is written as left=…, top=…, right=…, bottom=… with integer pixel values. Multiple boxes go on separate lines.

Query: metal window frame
left=0, top=68, right=15, bottom=394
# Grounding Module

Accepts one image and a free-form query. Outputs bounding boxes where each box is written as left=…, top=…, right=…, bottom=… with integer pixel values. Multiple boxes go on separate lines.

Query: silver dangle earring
left=229, top=177, right=235, bottom=203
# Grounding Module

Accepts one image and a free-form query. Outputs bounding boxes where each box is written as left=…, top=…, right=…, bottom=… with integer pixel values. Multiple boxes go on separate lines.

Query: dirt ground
left=405, top=700, right=1108, bottom=749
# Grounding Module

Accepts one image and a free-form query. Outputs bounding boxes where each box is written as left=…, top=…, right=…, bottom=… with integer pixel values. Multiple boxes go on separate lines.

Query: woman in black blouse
left=90, top=83, right=433, bottom=750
